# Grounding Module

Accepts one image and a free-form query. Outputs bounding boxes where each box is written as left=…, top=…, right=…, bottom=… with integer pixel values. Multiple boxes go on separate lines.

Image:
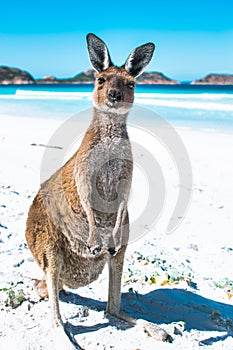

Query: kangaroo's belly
left=60, top=247, right=108, bottom=289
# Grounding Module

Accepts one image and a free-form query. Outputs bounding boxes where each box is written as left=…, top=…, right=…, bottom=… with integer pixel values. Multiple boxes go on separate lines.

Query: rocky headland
left=137, top=71, right=179, bottom=84
left=0, top=66, right=35, bottom=84
left=1, top=66, right=233, bottom=85
left=192, top=73, right=233, bottom=85
left=0, top=66, right=179, bottom=85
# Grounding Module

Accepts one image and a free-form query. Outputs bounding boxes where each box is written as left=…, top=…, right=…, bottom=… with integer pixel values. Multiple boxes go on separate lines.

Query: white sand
left=0, top=114, right=233, bottom=349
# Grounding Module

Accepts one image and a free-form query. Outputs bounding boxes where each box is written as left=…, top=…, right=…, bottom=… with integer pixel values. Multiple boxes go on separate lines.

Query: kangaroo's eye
left=98, top=77, right=105, bottom=84
left=127, top=82, right=135, bottom=89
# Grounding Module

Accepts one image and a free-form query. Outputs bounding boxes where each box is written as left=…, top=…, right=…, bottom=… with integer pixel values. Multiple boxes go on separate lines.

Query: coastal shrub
left=213, top=277, right=233, bottom=299
left=0, top=281, right=25, bottom=308
left=123, top=252, right=193, bottom=290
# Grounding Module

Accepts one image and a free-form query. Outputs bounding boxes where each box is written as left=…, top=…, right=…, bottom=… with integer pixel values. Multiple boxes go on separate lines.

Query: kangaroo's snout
left=107, top=89, right=123, bottom=103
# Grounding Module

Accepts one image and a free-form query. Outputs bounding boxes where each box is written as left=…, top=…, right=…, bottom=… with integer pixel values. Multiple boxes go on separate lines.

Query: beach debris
left=30, top=143, right=63, bottom=149
left=163, top=321, right=186, bottom=336
left=13, top=259, right=25, bottom=268
left=142, top=321, right=172, bottom=342
left=211, top=309, right=221, bottom=316
left=11, top=190, right=19, bottom=195
left=210, top=314, right=233, bottom=331
left=0, top=223, right=8, bottom=230
left=188, top=243, right=199, bottom=251
left=221, top=246, right=233, bottom=254
left=77, top=305, right=89, bottom=319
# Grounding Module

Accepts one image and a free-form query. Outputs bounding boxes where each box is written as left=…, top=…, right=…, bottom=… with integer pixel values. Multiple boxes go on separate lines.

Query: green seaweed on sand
left=0, top=281, right=25, bottom=309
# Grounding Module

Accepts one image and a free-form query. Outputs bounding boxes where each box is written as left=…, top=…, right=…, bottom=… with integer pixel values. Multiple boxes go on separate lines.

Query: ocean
left=1, top=84, right=233, bottom=131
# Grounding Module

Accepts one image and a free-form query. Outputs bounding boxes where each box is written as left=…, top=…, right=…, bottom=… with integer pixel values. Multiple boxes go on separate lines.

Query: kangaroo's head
left=87, top=33, right=155, bottom=114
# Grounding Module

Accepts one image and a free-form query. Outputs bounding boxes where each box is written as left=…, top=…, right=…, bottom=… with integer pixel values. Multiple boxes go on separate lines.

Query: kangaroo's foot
left=106, top=310, right=172, bottom=342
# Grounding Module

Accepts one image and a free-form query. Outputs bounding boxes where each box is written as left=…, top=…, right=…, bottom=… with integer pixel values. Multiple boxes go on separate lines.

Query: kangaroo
left=26, top=33, right=170, bottom=348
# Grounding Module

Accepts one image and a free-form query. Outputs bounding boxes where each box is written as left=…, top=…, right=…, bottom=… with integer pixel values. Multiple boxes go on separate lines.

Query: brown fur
left=25, top=34, right=169, bottom=348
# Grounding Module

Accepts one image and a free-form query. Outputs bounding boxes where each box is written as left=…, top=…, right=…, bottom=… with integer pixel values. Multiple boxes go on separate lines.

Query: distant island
left=0, top=66, right=179, bottom=85
left=191, top=73, right=233, bottom=85
left=0, top=65, right=233, bottom=85
left=0, top=66, right=35, bottom=85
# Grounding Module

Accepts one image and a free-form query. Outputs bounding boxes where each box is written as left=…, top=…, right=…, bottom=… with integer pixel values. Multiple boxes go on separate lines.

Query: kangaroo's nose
left=107, top=89, right=123, bottom=103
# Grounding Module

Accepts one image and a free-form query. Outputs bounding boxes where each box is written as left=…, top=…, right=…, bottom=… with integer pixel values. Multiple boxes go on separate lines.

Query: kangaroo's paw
left=108, top=246, right=121, bottom=256
left=108, top=247, right=117, bottom=256
left=87, top=234, right=102, bottom=256
left=88, top=244, right=102, bottom=256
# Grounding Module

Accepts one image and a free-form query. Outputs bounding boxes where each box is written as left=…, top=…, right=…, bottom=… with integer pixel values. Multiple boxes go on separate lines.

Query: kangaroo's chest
left=93, top=138, right=132, bottom=191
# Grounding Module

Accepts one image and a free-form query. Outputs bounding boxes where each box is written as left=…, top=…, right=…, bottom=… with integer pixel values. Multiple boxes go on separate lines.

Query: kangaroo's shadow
left=60, top=288, right=233, bottom=345
left=60, top=290, right=131, bottom=337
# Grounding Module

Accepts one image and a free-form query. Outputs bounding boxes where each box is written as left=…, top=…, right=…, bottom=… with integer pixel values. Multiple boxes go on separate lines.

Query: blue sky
left=0, top=0, right=233, bottom=81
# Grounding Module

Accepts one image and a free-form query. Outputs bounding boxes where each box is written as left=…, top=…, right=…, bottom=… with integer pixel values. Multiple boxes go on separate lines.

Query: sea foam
left=0, top=89, right=232, bottom=112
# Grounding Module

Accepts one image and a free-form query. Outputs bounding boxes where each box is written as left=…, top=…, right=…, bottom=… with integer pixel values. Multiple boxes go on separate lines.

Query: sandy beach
left=1, top=113, right=233, bottom=349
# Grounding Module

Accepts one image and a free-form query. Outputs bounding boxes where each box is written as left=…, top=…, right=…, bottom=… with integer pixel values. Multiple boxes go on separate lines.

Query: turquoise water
left=1, top=84, right=233, bottom=131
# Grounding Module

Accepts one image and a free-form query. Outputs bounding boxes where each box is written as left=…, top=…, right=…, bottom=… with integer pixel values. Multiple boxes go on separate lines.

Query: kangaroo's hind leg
left=107, top=210, right=129, bottom=315
left=45, top=249, right=82, bottom=349
left=107, top=212, right=170, bottom=342
left=44, top=250, right=63, bottom=327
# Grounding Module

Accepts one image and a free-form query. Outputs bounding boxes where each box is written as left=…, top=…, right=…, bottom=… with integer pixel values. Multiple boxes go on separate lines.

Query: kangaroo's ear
left=124, top=43, right=155, bottom=78
left=86, top=33, right=113, bottom=72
